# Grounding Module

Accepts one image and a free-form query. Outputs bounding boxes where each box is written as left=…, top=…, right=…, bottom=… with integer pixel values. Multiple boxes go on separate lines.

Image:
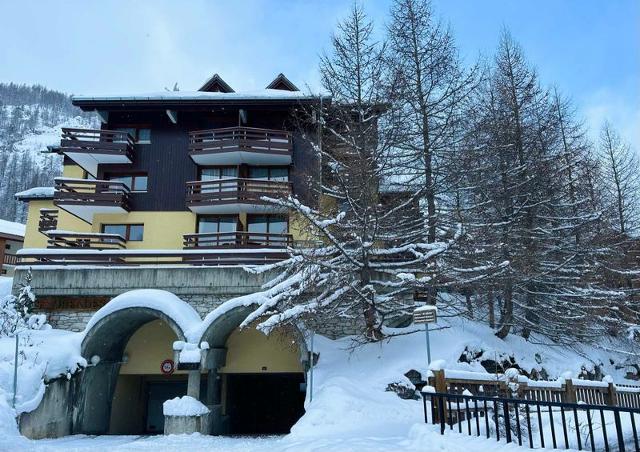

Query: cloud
left=582, top=79, right=640, bottom=154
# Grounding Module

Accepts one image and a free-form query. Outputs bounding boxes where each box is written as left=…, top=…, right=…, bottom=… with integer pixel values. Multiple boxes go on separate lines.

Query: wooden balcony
left=54, top=178, right=131, bottom=224
left=183, top=231, right=293, bottom=249
left=46, top=231, right=126, bottom=250
left=189, top=127, right=292, bottom=165
left=186, top=178, right=291, bottom=214
left=3, top=253, right=17, bottom=266
left=38, top=209, right=59, bottom=233
left=60, top=128, right=134, bottom=177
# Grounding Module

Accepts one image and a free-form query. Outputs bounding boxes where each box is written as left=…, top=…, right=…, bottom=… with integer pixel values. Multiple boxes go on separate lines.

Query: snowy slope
left=0, top=309, right=637, bottom=450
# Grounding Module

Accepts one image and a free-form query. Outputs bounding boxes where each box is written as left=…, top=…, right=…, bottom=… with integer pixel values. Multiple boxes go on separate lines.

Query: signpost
left=413, top=306, right=437, bottom=366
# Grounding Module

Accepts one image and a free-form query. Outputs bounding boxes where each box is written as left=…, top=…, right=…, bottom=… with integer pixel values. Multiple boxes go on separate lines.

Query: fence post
left=433, top=369, right=447, bottom=423
left=564, top=379, right=577, bottom=403
left=517, top=380, right=528, bottom=399
left=606, top=382, right=618, bottom=406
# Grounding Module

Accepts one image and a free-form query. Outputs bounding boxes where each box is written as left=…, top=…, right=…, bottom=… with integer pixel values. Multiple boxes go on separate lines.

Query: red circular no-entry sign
left=161, top=359, right=175, bottom=375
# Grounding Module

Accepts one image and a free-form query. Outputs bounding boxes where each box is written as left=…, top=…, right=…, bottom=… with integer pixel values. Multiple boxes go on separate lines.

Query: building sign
left=413, top=306, right=437, bottom=324
left=37, top=296, right=110, bottom=311
left=161, top=359, right=175, bottom=375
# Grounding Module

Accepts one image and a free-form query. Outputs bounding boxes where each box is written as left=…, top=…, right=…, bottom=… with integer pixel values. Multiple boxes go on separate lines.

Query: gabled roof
left=199, top=74, right=235, bottom=93
left=266, top=73, right=299, bottom=91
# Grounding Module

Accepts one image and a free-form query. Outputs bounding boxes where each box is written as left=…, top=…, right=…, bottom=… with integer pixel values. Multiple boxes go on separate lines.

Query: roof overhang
left=72, top=93, right=328, bottom=112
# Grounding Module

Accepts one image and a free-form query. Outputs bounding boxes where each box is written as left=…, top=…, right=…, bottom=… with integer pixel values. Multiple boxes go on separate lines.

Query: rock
left=386, top=382, right=419, bottom=400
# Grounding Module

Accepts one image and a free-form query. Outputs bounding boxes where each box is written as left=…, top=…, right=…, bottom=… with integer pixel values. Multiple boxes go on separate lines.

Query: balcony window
left=248, top=167, right=289, bottom=181
left=102, top=224, right=144, bottom=241
left=199, top=167, right=237, bottom=194
left=197, top=216, right=238, bottom=234
left=113, top=127, right=151, bottom=144
left=247, top=215, right=288, bottom=234
left=106, top=173, right=148, bottom=192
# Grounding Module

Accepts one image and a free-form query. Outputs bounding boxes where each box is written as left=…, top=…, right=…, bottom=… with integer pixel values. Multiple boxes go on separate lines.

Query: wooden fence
left=429, top=369, right=640, bottom=409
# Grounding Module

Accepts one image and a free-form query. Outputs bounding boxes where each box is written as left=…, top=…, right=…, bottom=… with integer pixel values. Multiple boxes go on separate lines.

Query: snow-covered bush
left=0, top=270, right=47, bottom=337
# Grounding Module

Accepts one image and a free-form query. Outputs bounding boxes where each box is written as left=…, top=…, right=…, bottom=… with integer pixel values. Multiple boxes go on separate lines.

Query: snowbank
left=0, top=277, right=12, bottom=297
left=163, top=396, right=210, bottom=417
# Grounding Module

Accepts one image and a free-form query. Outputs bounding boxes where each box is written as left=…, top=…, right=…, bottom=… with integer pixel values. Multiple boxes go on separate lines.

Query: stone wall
left=16, top=267, right=365, bottom=338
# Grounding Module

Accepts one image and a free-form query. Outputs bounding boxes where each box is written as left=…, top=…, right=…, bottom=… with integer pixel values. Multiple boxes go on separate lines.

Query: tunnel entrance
left=226, top=373, right=306, bottom=434
left=107, top=319, right=189, bottom=435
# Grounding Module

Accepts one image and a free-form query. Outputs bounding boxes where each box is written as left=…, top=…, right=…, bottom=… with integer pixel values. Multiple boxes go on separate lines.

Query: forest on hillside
left=0, top=83, right=95, bottom=222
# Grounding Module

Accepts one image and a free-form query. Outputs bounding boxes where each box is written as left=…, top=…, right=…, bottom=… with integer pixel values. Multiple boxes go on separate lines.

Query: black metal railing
left=422, top=391, right=640, bottom=451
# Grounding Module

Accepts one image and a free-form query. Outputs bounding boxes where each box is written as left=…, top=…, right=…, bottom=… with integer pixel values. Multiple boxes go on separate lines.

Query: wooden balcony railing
left=3, top=254, right=17, bottom=266
left=60, top=128, right=134, bottom=157
left=46, top=231, right=126, bottom=250
left=54, top=178, right=131, bottom=209
left=17, top=249, right=289, bottom=266
left=186, top=178, right=291, bottom=207
left=189, top=126, right=292, bottom=156
left=38, top=209, right=59, bottom=233
left=183, top=231, right=293, bottom=249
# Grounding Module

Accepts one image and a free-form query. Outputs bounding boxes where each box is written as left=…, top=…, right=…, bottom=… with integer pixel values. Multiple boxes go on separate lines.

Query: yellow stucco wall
left=119, top=320, right=303, bottom=375
left=92, top=212, right=197, bottom=249
left=62, top=163, right=85, bottom=179
left=119, top=320, right=181, bottom=375
left=220, top=326, right=303, bottom=374
left=23, top=200, right=53, bottom=249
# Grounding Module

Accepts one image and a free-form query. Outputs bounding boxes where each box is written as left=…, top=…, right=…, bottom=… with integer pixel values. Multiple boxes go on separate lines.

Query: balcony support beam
left=96, top=110, right=109, bottom=124
left=166, top=109, right=178, bottom=124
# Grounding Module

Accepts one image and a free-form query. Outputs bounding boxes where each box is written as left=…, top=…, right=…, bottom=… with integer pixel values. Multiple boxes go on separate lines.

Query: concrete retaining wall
left=19, top=377, right=78, bottom=440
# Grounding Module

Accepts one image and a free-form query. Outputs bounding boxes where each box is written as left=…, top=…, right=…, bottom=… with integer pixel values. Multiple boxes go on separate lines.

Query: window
left=105, top=173, right=148, bottom=192
left=248, top=167, right=289, bottom=181
left=102, top=224, right=144, bottom=241
left=200, top=167, right=237, bottom=181
left=247, top=215, right=288, bottom=234
left=4, top=244, right=10, bottom=250
left=113, top=127, right=151, bottom=144
left=199, top=167, right=237, bottom=194
left=137, top=129, right=151, bottom=144
left=197, top=216, right=237, bottom=234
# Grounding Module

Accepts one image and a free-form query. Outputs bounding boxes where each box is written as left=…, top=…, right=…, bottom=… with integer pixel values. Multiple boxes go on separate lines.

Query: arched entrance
left=199, top=305, right=309, bottom=435
left=75, top=290, right=200, bottom=435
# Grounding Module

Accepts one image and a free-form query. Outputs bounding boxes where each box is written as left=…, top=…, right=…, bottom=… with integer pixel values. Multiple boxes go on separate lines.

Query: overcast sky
left=1, top=0, right=638, bottom=149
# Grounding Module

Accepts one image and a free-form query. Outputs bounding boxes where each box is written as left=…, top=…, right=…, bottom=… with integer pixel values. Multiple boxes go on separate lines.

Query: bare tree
left=598, top=121, right=640, bottom=236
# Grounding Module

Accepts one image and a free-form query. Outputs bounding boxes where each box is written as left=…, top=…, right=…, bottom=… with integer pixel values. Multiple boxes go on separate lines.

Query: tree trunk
left=487, top=289, right=495, bottom=329
left=495, top=282, right=513, bottom=339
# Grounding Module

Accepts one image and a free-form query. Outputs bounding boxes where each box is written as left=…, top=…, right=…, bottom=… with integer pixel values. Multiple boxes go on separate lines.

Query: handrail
left=46, top=232, right=127, bottom=250
left=186, top=178, right=291, bottom=206
left=61, top=128, right=135, bottom=148
left=17, top=249, right=289, bottom=266
left=3, top=254, right=17, bottom=265
left=54, top=178, right=131, bottom=209
left=189, top=126, right=292, bottom=154
left=183, top=231, right=293, bottom=248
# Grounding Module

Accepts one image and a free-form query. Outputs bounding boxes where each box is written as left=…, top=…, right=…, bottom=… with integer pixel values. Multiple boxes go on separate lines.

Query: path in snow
left=7, top=427, right=526, bottom=452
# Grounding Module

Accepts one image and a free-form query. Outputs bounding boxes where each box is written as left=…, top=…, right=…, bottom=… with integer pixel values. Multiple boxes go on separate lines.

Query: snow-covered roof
left=15, top=186, right=55, bottom=201
left=0, top=219, right=25, bottom=239
left=72, top=89, right=325, bottom=103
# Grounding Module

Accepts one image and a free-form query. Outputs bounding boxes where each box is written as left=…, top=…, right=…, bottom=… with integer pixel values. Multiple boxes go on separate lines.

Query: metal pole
left=309, top=331, right=314, bottom=402
left=12, top=332, right=18, bottom=408
left=425, top=323, right=431, bottom=365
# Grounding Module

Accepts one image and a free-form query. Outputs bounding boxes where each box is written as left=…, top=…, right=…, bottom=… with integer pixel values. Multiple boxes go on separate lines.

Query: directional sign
left=413, top=306, right=437, bottom=324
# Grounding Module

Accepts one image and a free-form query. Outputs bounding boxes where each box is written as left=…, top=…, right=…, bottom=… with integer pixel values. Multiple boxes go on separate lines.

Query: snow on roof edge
left=0, top=219, right=26, bottom=238
left=72, top=89, right=329, bottom=103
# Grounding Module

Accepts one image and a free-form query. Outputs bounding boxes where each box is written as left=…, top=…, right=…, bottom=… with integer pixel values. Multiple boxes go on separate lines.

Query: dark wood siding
left=95, top=108, right=317, bottom=211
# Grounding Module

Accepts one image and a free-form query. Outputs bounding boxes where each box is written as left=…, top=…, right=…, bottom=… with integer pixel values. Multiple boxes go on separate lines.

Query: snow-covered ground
left=0, top=292, right=637, bottom=451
